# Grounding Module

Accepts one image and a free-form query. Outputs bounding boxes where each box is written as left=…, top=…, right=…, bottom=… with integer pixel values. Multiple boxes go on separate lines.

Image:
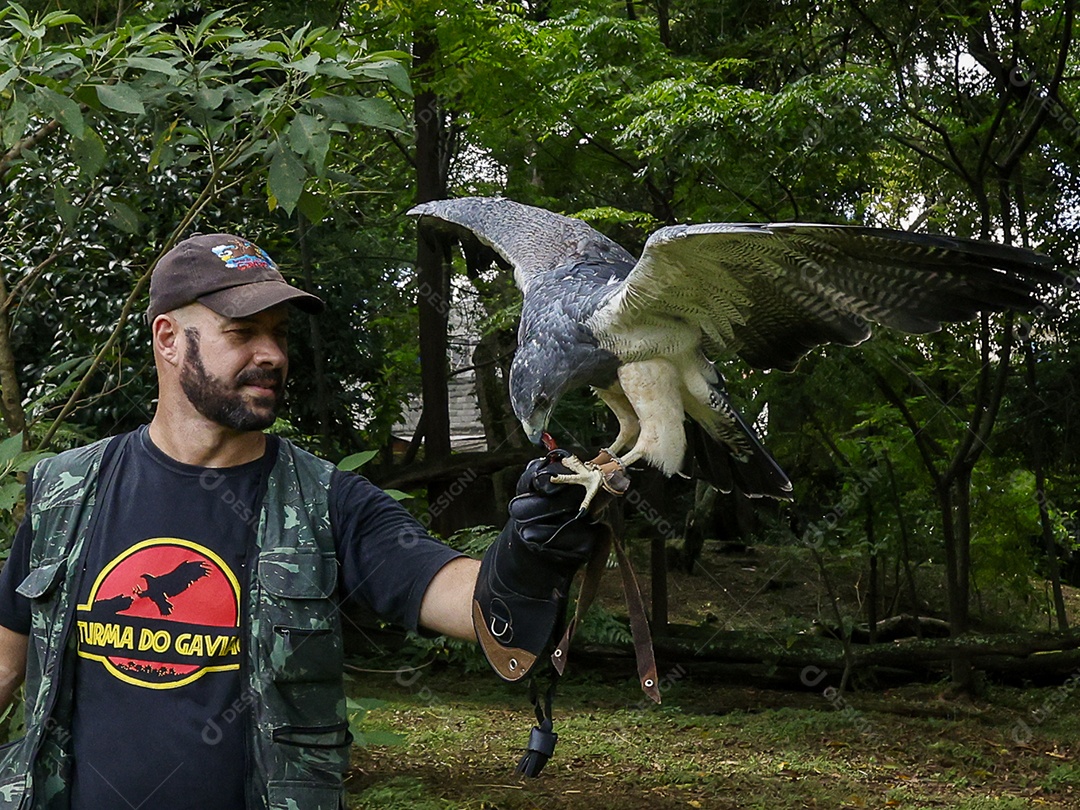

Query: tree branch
left=36, top=144, right=249, bottom=449
left=0, top=119, right=63, bottom=185
left=865, top=361, right=943, bottom=490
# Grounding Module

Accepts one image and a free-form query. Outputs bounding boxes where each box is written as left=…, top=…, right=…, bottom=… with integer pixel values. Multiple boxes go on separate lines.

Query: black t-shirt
left=0, top=427, right=462, bottom=810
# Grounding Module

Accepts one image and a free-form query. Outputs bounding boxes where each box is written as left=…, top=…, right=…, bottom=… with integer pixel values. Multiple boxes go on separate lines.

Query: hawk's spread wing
left=589, top=223, right=1062, bottom=372
left=409, top=197, right=637, bottom=292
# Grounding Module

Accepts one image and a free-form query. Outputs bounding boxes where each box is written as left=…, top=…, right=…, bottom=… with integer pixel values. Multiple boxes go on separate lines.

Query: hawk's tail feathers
left=684, top=386, right=793, bottom=500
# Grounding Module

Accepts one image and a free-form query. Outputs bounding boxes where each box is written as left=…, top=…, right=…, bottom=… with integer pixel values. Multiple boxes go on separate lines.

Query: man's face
left=178, top=306, right=289, bottom=432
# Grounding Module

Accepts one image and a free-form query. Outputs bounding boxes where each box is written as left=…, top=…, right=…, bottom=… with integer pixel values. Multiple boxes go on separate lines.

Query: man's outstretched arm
left=415, top=452, right=611, bottom=778
left=417, top=557, right=481, bottom=640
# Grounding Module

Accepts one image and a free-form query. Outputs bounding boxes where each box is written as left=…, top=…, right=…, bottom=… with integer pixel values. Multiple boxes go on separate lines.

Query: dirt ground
left=610, top=536, right=1080, bottom=637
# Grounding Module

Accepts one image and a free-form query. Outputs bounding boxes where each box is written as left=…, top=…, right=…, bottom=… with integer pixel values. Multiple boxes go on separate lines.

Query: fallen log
left=373, top=447, right=538, bottom=489
left=342, top=607, right=1080, bottom=686
left=572, top=627, right=1080, bottom=685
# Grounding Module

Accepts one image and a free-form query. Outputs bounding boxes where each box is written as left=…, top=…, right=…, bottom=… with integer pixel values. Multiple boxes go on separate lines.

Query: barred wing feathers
left=589, top=223, right=1060, bottom=371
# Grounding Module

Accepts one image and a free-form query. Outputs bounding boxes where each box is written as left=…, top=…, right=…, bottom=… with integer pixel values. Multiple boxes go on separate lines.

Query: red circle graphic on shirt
left=75, top=538, right=241, bottom=689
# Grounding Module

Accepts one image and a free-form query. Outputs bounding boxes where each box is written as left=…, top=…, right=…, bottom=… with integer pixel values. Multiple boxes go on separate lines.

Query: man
left=0, top=234, right=602, bottom=809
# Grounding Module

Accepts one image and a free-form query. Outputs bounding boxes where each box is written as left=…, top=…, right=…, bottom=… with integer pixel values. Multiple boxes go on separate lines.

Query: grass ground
left=344, top=540, right=1080, bottom=809
left=344, top=667, right=1080, bottom=810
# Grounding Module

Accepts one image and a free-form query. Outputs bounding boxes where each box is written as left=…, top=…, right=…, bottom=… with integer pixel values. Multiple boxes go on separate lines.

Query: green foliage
left=394, top=630, right=489, bottom=675
left=0, top=691, right=24, bottom=745
left=0, top=432, right=50, bottom=512
left=0, top=433, right=53, bottom=554
left=345, top=696, right=404, bottom=748
left=970, top=465, right=1042, bottom=595
left=337, top=449, right=411, bottom=500
left=1038, top=762, right=1080, bottom=793
left=338, top=449, right=379, bottom=472
left=349, top=775, right=450, bottom=810
left=0, top=2, right=411, bottom=218
left=0, top=2, right=419, bottom=452
left=443, top=524, right=499, bottom=557
left=575, top=603, right=632, bottom=647
left=350, top=670, right=1080, bottom=809
left=1, top=0, right=1076, bottom=649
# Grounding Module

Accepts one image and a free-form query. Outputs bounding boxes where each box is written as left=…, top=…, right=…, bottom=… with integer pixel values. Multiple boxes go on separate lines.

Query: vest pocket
left=16, top=559, right=66, bottom=600
left=256, top=543, right=349, bottom=785
left=258, top=549, right=337, bottom=600
left=17, top=559, right=68, bottom=666
left=271, top=625, right=342, bottom=684
left=272, top=721, right=350, bottom=748
left=270, top=721, right=352, bottom=790
left=259, top=549, right=343, bottom=684
left=266, top=780, right=343, bottom=810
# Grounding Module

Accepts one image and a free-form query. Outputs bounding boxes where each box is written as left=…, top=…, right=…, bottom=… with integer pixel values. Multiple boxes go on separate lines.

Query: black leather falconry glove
left=472, top=450, right=612, bottom=776
left=472, top=450, right=609, bottom=683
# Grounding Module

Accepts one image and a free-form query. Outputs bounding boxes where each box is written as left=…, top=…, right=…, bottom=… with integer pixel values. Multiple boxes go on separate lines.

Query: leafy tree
left=0, top=2, right=412, bottom=456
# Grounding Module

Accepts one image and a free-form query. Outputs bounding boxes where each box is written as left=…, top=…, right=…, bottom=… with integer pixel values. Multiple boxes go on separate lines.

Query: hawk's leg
left=550, top=454, right=630, bottom=517
left=601, top=359, right=687, bottom=476
left=592, top=384, right=640, bottom=458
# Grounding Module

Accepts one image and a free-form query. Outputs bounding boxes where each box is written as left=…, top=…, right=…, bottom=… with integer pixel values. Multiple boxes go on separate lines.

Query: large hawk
left=410, top=197, right=1062, bottom=504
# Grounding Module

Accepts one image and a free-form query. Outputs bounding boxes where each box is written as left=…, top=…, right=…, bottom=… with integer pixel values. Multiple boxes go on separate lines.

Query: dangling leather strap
left=611, top=532, right=661, bottom=703
left=515, top=670, right=560, bottom=777
left=551, top=532, right=610, bottom=674
left=551, top=528, right=661, bottom=704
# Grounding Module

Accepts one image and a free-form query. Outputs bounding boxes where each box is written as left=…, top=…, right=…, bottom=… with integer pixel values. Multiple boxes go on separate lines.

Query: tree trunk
left=575, top=629, right=1080, bottom=685
left=941, top=471, right=973, bottom=690
left=883, top=451, right=921, bottom=621
left=378, top=447, right=538, bottom=491
left=413, top=29, right=454, bottom=533
left=866, top=499, right=878, bottom=645
left=681, top=480, right=717, bottom=572
left=472, top=328, right=523, bottom=508
left=0, top=267, right=26, bottom=441
left=1024, top=341, right=1069, bottom=630
left=472, top=329, right=520, bottom=452
left=297, top=214, right=331, bottom=448
left=656, top=0, right=671, bottom=48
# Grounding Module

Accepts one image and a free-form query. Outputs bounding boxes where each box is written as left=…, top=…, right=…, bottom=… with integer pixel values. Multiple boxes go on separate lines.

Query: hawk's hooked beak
left=521, top=413, right=551, bottom=446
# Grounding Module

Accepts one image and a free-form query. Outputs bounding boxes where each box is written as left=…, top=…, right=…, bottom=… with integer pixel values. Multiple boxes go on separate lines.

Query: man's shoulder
left=26, top=432, right=136, bottom=521
left=271, top=438, right=401, bottom=511
left=273, top=436, right=338, bottom=480
left=32, top=433, right=126, bottom=482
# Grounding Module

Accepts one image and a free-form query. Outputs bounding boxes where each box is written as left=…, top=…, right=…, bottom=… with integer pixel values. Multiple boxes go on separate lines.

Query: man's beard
left=179, top=328, right=284, bottom=431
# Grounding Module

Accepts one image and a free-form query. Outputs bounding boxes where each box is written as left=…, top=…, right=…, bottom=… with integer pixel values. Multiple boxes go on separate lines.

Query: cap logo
left=210, top=240, right=276, bottom=272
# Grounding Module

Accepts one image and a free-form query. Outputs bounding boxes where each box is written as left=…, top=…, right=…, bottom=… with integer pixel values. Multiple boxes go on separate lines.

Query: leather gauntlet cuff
left=472, top=520, right=577, bottom=682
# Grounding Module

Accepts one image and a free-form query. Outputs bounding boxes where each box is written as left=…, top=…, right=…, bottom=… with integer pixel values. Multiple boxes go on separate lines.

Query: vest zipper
left=243, top=442, right=276, bottom=810
left=25, top=436, right=122, bottom=806
left=241, top=548, right=257, bottom=810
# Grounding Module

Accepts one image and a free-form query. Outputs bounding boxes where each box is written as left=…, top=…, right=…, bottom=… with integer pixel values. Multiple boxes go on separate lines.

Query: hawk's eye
left=535, top=394, right=550, bottom=410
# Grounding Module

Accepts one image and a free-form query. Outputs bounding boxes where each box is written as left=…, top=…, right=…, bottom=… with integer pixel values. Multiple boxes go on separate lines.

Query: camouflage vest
left=0, top=434, right=348, bottom=810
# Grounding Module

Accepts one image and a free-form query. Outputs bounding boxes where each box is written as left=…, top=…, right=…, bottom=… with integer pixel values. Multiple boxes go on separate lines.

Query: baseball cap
left=145, top=233, right=325, bottom=322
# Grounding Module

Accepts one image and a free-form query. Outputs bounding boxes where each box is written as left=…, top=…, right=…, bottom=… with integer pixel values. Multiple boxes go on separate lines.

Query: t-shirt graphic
left=76, top=538, right=241, bottom=688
